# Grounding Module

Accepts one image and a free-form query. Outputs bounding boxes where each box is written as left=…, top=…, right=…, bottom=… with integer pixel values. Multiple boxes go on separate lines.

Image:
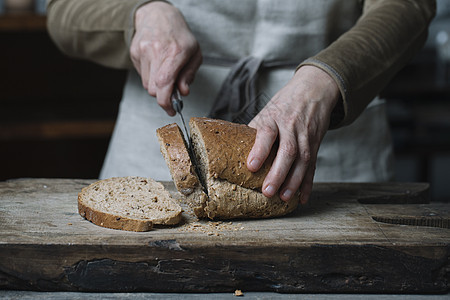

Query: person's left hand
left=246, top=65, right=340, bottom=204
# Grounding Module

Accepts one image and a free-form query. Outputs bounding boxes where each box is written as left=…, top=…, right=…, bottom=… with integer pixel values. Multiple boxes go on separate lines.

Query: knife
left=171, top=87, right=190, bottom=146
left=171, top=87, right=207, bottom=194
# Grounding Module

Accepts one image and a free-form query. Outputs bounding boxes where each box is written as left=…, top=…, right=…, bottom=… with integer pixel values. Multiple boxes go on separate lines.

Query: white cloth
left=100, top=0, right=394, bottom=182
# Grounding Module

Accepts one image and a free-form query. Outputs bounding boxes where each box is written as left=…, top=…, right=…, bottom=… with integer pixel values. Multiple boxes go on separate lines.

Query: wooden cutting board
left=0, top=178, right=448, bottom=293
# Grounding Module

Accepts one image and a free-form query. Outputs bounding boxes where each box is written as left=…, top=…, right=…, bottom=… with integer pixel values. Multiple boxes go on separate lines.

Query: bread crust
left=157, top=123, right=208, bottom=217
left=157, top=118, right=299, bottom=220
left=78, top=199, right=153, bottom=231
left=78, top=176, right=182, bottom=231
left=204, top=178, right=299, bottom=219
left=189, top=117, right=275, bottom=190
left=156, top=123, right=200, bottom=195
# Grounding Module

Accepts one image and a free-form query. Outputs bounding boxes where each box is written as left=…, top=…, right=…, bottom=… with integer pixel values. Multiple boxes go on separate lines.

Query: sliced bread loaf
left=190, top=117, right=299, bottom=219
left=78, top=176, right=182, bottom=231
left=156, top=123, right=208, bottom=218
left=157, top=118, right=299, bottom=220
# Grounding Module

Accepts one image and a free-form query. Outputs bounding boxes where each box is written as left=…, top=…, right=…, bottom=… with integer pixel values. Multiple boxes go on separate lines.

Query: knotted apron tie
left=208, top=56, right=263, bottom=124
left=208, top=56, right=299, bottom=124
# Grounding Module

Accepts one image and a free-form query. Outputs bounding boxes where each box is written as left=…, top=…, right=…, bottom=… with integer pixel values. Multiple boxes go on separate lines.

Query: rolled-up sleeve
left=298, top=0, right=436, bottom=128
left=46, top=0, right=155, bottom=69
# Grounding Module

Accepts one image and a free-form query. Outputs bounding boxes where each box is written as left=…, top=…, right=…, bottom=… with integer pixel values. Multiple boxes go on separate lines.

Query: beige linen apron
left=100, top=0, right=394, bottom=182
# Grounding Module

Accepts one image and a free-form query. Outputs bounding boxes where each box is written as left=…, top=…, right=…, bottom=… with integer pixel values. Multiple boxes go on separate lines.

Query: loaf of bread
left=157, top=117, right=299, bottom=219
left=156, top=124, right=208, bottom=218
left=78, top=176, right=182, bottom=231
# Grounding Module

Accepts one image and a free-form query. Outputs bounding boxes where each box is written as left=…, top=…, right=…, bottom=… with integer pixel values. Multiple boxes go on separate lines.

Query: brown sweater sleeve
left=46, top=0, right=157, bottom=69
left=298, top=0, right=436, bottom=128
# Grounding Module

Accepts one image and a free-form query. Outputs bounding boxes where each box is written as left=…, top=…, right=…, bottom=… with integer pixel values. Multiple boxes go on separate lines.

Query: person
left=46, top=0, right=435, bottom=204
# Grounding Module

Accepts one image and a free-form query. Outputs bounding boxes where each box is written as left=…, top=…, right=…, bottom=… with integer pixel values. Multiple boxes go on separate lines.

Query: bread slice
left=156, top=124, right=208, bottom=218
left=157, top=118, right=299, bottom=220
left=78, top=176, right=182, bottom=231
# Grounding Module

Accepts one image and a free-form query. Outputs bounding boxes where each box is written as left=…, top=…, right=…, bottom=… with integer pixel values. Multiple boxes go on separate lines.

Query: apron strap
left=208, top=56, right=299, bottom=124
left=208, top=56, right=263, bottom=124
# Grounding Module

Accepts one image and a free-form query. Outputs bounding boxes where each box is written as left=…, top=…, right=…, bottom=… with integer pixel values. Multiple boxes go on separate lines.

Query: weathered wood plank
left=0, top=179, right=448, bottom=293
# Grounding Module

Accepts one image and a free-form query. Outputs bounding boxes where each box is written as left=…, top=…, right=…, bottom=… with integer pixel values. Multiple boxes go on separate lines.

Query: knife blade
left=171, top=87, right=208, bottom=194
left=171, top=88, right=190, bottom=146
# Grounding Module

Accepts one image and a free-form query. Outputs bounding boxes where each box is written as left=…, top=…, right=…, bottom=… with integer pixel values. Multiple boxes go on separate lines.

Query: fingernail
left=282, top=189, right=292, bottom=200
left=249, top=159, right=260, bottom=169
left=264, top=185, right=276, bottom=197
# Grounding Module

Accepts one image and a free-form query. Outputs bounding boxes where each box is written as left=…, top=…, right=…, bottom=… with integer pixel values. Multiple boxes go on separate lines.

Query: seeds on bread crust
left=157, top=118, right=299, bottom=220
left=189, top=117, right=275, bottom=191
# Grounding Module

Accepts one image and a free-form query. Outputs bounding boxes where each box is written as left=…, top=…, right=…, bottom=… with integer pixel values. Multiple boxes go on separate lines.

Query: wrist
left=294, top=65, right=340, bottom=112
left=135, top=1, right=173, bottom=27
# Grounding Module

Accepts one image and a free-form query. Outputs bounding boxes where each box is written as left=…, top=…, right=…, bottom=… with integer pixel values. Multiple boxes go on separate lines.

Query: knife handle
left=171, top=88, right=183, bottom=113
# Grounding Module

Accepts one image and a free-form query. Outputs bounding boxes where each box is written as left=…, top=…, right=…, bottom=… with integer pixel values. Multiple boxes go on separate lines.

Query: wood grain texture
left=0, top=179, right=448, bottom=293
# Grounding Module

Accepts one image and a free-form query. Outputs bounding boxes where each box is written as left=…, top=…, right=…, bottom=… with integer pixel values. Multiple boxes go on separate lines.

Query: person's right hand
left=130, top=2, right=202, bottom=116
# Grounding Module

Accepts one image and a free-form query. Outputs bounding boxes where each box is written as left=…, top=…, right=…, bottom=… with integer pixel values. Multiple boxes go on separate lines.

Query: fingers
left=247, top=66, right=340, bottom=205
left=276, top=136, right=310, bottom=202
left=248, top=114, right=314, bottom=203
left=262, top=132, right=298, bottom=197
left=152, top=55, right=181, bottom=115
left=133, top=41, right=199, bottom=116
left=177, top=47, right=203, bottom=96
left=155, top=82, right=176, bottom=116
left=261, top=127, right=309, bottom=198
left=262, top=132, right=317, bottom=205
left=247, top=119, right=278, bottom=173
left=279, top=142, right=317, bottom=204
left=130, top=2, right=202, bottom=115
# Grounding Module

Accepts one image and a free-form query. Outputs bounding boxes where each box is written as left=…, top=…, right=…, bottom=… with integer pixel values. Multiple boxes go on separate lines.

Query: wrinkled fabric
left=208, top=56, right=302, bottom=124
left=208, top=56, right=264, bottom=124
left=299, top=0, right=436, bottom=127
left=99, top=66, right=227, bottom=180
left=100, top=64, right=394, bottom=182
left=46, top=0, right=435, bottom=182
left=47, top=0, right=435, bottom=127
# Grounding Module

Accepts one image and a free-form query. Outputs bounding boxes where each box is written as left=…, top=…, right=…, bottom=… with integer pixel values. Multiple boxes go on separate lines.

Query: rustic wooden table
left=0, top=179, right=448, bottom=294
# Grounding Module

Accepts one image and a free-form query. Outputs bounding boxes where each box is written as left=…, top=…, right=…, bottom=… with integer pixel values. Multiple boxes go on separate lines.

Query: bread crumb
left=234, top=289, right=243, bottom=296
left=67, top=223, right=72, bottom=226
left=177, top=219, right=245, bottom=236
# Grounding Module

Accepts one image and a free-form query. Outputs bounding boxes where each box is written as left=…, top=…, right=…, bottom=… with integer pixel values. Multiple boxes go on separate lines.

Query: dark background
left=1, top=2, right=449, bottom=202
